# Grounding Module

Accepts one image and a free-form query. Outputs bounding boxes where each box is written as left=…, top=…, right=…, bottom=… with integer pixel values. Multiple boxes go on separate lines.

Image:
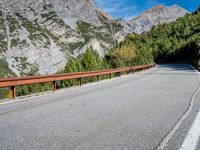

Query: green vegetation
left=16, top=83, right=51, bottom=97
left=106, top=38, right=153, bottom=68
left=15, top=12, right=50, bottom=48
left=0, top=88, right=9, bottom=99
left=1, top=7, right=200, bottom=99
left=0, top=10, right=7, bottom=53
left=77, top=21, right=91, bottom=34
left=98, top=13, right=123, bottom=33
left=107, top=7, right=200, bottom=69
left=0, top=59, right=44, bottom=99
left=0, top=33, right=6, bottom=53
left=41, top=11, right=66, bottom=27
left=76, top=21, right=116, bottom=45
left=7, top=15, right=21, bottom=33
left=0, top=10, right=3, bottom=25
left=57, top=48, right=110, bottom=88
left=147, top=11, right=200, bottom=66
left=0, top=59, right=16, bottom=99
left=68, top=42, right=84, bottom=53
left=0, top=59, right=16, bottom=78
left=14, top=57, right=40, bottom=76
left=76, top=21, right=93, bottom=42
left=43, top=28, right=68, bottom=52
left=0, top=48, right=110, bottom=99
left=19, top=39, right=30, bottom=49
left=41, top=5, right=70, bottom=32
left=11, top=38, right=20, bottom=47
left=13, top=11, right=69, bottom=53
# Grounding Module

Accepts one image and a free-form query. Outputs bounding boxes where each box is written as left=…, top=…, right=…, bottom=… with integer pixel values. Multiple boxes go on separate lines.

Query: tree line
left=109, top=6, right=200, bottom=68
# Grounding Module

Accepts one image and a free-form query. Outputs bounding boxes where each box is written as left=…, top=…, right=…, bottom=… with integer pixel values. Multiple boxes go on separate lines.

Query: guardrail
left=0, top=64, right=156, bottom=99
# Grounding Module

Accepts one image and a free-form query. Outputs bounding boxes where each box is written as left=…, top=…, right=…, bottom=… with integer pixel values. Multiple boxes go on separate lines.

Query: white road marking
left=179, top=111, right=200, bottom=150
left=179, top=70, right=200, bottom=150
left=156, top=66, right=200, bottom=150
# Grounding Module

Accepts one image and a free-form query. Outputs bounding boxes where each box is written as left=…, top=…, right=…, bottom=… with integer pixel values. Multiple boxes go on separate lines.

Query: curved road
left=0, top=64, right=200, bottom=150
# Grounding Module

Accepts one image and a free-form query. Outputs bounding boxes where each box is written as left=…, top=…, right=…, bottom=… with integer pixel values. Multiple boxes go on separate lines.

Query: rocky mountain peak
left=146, top=4, right=165, bottom=13
left=0, top=1, right=188, bottom=77
left=128, top=4, right=188, bottom=34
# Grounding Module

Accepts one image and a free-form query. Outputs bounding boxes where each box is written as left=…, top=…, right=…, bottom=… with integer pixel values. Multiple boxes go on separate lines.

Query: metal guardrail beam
left=0, top=64, right=156, bottom=99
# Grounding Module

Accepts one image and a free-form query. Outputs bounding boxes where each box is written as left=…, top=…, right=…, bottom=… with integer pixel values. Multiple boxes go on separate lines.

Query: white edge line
left=179, top=69, right=200, bottom=150
left=156, top=65, right=200, bottom=150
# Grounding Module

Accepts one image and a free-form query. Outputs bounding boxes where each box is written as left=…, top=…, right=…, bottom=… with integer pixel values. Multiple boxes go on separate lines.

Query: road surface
left=0, top=64, right=200, bottom=150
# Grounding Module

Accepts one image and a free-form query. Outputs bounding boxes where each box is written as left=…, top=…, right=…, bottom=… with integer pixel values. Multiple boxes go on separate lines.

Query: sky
left=95, top=0, right=199, bottom=20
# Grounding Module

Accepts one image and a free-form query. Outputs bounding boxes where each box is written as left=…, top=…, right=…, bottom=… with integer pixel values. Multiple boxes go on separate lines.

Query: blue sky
left=95, top=0, right=199, bottom=20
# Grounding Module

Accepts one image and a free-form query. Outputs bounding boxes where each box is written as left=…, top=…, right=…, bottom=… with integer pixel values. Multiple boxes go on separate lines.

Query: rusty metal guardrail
left=0, top=64, right=156, bottom=99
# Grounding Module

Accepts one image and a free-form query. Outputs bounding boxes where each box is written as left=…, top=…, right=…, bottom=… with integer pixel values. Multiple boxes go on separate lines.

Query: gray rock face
left=128, top=5, right=188, bottom=34
left=0, top=1, right=187, bottom=76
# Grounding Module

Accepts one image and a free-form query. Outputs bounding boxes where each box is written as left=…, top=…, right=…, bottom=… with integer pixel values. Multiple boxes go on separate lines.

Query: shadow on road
left=143, top=64, right=198, bottom=76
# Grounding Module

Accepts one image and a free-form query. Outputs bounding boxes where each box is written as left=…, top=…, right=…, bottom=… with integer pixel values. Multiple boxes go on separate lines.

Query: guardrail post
left=116, top=72, right=119, bottom=77
left=96, top=75, right=100, bottom=82
left=109, top=73, right=112, bottom=79
left=79, top=78, right=82, bottom=86
left=117, top=72, right=121, bottom=77
left=131, top=69, right=134, bottom=74
left=52, top=81, right=56, bottom=92
left=10, top=86, right=16, bottom=99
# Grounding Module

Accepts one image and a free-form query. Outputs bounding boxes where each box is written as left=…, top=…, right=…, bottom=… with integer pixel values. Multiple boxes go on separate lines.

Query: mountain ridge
left=128, top=4, right=188, bottom=34
left=0, top=0, right=188, bottom=77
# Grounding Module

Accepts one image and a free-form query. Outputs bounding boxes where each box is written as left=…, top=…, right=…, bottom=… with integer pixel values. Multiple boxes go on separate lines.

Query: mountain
left=0, top=0, right=188, bottom=77
left=128, top=4, right=188, bottom=34
left=108, top=8, right=200, bottom=69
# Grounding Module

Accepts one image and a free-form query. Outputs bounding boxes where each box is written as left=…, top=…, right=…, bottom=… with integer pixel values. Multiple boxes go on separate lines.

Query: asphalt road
left=0, top=64, right=200, bottom=150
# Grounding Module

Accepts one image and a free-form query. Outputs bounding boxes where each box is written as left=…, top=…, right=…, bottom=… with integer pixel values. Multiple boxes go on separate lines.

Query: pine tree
left=81, top=48, right=100, bottom=71
left=64, top=57, right=78, bottom=73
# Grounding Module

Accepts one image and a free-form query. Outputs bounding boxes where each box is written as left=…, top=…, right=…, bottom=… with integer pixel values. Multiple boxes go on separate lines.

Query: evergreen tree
left=64, top=57, right=78, bottom=73
left=106, top=8, right=200, bottom=68
left=81, top=48, right=100, bottom=71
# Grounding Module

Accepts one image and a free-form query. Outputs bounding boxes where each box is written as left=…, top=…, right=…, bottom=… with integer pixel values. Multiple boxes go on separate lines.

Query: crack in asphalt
left=155, top=66, right=200, bottom=150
